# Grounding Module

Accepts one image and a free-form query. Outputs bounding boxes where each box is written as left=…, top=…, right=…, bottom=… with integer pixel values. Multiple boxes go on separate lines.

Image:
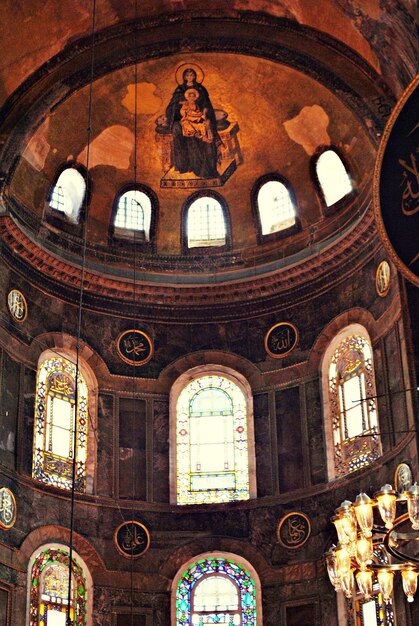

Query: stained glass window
left=114, top=189, right=152, bottom=240
left=176, top=557, right=257, bottom=625
left=32, top=356, right=88, bottom=491
left=257, top=180, right=296, bottom=235
left=50, top=168, right=86, bottom=223
left=187, top=197, right=226, bottom=248
left=29, top=547, right=87, bottom=626
left=315, top=149, right=353, bottom=207
left=176, top=374, right=250, bottom=505
left=329, top=334, right=381, bottom=477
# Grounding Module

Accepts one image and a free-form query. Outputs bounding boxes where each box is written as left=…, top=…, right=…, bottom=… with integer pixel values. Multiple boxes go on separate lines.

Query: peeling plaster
left=77, top=125, right=134, bottom=170
left=283, top=105, right=330, bottom=155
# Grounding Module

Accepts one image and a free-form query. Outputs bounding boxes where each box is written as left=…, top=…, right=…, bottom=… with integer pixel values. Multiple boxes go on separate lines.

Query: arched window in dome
left=32, top=355, right=89, bottom=492
left=185, top=194, right=229, bottom=249
left=256, top=178, right=297, bottom=236
left=323, top=327, right=381, bottom=479
left=315, top=148, right=353, bottom=208
left=113, top=188, right=152, bottom=240
left=49, top=168, right=86, bottom=224
left=171, top=368, right=255, bottom=505
left=28, top=545, right=90, bottom=626
left=174, top=556, right=258, bottom=626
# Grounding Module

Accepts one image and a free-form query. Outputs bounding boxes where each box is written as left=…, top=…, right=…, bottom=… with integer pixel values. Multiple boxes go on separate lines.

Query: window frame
left=171, top=552, right=262, bottom=626
left=32, top=349, right=97, bottom=494
left=311, top=146, right=356, bottom=215
left=252, top=173, right=300, bottom=244
left=109, top=184, right=158, bottom=251
left=321, top=324, right=381, bottom=480
left=169, top=365, right=256, bottom=506
left=181, top=191, right=232, bottom=254
left=44, top=163, right=90, bottom=234
left=27, top=543, right=93, bottom=626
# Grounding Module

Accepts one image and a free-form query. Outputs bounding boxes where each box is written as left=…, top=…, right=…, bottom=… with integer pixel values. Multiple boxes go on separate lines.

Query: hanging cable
left=66, top=0, right=97, bottom=624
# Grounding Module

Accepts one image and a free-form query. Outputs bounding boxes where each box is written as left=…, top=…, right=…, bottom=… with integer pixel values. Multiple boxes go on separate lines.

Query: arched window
left=49, top=168, right=86, bottom=223
left=185, top=195, right=228, bottom=249
left=315, top=149, right=353, bottom=207
left=173, top=554, right=260, bottom=626
left=28, top=545, right=91, bottom=626
left=171, top=367, right=255, bottom=505
left=113, top=188, right=152, bottom=240
left=323, top=326, right=381, bottom=479
left=256, top=178, right=297, bottom=236
left=32, top=355, right=89, bottom=492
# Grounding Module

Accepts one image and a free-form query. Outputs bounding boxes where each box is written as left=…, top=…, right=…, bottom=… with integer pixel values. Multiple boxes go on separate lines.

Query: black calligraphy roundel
left=373, top=75, right=419, bottom=286
left=114, top=520, right=150, bottom=558
left=0, top=487, right=17, bottom=530
left=116, top=329, right=153, bottom=366
left=277, top=512, right=311, bottom=550
left=265, top=322, right=298, bottom=358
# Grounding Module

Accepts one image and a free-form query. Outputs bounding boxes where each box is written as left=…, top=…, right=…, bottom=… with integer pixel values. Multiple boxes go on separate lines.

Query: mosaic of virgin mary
left=164, top=64, right=220, bottom=178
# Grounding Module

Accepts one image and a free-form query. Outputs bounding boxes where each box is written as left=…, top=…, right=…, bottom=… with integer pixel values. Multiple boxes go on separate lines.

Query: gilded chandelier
left=325, top=483, right=419, bottom=603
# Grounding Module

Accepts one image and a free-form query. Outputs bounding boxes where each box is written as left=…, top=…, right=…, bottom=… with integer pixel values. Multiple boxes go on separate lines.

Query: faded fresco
left=156, top=63, right=242, bottom=188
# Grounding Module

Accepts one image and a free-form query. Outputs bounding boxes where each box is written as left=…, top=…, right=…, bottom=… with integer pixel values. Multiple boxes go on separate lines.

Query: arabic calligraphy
left=277, top=512, right=310, bottom=550
left=376, top=260, right=391, bottom=297
left=116, top=330, right=153, bottom=366
left=114, top=521, right=150, bottom=558
left=265, top=322, right=298, bottom=358
left=399, top=151, right=419, bottom=217
left=0, top=487, right=16, bottom=529
left=7, top=289, right=27, bottom=322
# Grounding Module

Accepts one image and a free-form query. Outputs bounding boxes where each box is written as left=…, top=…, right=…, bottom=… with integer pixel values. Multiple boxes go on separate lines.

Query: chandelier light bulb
left=336, top=500, right=357, bottom=543
left=341, top=570, right=355, bottom=599
left=356, top=535, right=373, bottom=569
left=356, top=569, right=373, bottom=600
left=375, top=485, right=397, bottom=530
left=332, top=515, right=350, bottom=548
left=325, top=547, right=341, bottom=592
left=401, top=569, right=418, bottom=603
left=335, top=545, right=351, bottom=576
left=354, top=492, right=374, bottom=537
left=377, top=569, right=394, bottom=604
left=407, top=483, right=419, bottom=530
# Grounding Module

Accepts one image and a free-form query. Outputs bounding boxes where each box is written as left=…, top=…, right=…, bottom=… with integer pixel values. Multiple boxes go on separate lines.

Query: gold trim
left=277, top=511, right=311, bottom=550
left=375, top=260, right=391, bottom=297
left=264, top=322, right=299, bottom=359
left=6, top=289, right=27, bottom=323
left=113, top=520, right=150, bottom=559
left=373, top=74, right=419, bottom=287
left=0, top=488, right=17, bottom=530
left=116, top=329, right=153, bottom=366
left=394, top=462, right=413, bottom=493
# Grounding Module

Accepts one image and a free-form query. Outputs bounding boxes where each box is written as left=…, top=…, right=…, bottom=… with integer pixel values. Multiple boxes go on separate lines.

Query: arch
left=252, top=174, right=299, bottom=241
left=182, top=192, right=231, bottom=252
left=26, top=543, right=93, bottom=626
left=171, top=552, right=262, bottom=626
left=110, top=184, right=158, bottom=245
left=170, top=364, right=256, bottom=505
left=32, top=348, right=98, bottom=494
left=48, top=167, right=86, bottom=224
left=321, top=323, right=381, bottom=480
left=313, top=147, right=354, bottom=210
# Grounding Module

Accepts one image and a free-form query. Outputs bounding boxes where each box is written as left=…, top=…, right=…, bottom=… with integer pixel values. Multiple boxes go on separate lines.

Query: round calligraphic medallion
left=114, top=521, right=150, bottom=559
left=373, top=75, right=419, bottom=287
left=265, top=322, right=298, bottom=358
left=277, top=512, right=311, bottom=550
left=376, top=260, right=391, bottom=297
left=0, top=487, right=17, bottom=530
left=394, top=462, right=413, bottom=494
left=7, top=289, right=27, bottom=323
left=116, top=330, right=153, bottom=366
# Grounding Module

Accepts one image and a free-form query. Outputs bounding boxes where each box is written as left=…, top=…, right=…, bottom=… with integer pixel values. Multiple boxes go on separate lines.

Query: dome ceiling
left=0, top=4, right=414, bottom=319
left=13, top=53, right=374, bottom=255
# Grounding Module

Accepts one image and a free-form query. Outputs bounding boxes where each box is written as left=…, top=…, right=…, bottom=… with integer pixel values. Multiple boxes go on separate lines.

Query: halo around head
left=175, top=63, right=204, bottom=85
